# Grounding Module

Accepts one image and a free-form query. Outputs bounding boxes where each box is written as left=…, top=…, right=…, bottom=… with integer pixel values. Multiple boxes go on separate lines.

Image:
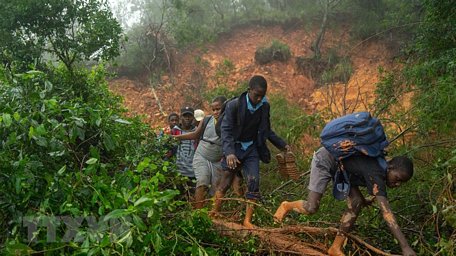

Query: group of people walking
left=161, top=75, right=416, bottom=256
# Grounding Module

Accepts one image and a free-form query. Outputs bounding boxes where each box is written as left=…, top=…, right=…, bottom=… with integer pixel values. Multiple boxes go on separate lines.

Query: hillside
left=109, top=23, right=399, bottom=128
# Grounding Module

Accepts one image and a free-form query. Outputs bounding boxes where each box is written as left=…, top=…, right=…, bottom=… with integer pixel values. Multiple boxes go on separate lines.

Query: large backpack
left=214, top=97, right=240, bottom=137
left=320, top=112, right=389, bottom=170
left=320, top=112, right=389, bottom=200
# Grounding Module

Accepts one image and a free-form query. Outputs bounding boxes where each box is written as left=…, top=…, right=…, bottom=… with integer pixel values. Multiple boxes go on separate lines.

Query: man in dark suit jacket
left=211, top=75, right=291, bottom=228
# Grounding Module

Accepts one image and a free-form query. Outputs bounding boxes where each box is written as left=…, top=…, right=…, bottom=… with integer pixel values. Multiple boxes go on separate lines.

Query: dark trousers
left=220, top=144, right=260, bottom=200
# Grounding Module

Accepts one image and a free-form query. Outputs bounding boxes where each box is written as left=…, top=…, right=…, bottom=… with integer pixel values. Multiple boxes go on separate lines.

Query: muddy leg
left=210, top=170, right=234, bottom=217
left=193, top=185, right=208, bottom=209
left=273, top=200, right=306, bottom=222
left=328, top=187, right=364, bottom=255
left=243, top=199, right=257, bottom=229
left=274, top=191, right=322, bottom=222
left=232, top=172, right=245, bottom=197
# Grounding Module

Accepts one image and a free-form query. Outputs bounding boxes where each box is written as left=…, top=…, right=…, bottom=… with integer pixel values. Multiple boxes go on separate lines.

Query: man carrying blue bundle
left=273, top=112, right=416, bottom=256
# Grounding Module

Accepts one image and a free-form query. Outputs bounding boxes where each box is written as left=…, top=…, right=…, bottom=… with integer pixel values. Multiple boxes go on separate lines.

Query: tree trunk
left=312, top=1, right=329, bottom=59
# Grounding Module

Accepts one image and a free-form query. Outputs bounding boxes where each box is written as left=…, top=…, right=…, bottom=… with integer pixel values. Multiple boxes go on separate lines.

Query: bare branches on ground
left=212, top=220, right=402, bottom=256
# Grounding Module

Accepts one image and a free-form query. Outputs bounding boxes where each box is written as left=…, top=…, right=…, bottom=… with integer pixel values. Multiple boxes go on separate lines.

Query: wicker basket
left=276, top=151, right=300, bottom=180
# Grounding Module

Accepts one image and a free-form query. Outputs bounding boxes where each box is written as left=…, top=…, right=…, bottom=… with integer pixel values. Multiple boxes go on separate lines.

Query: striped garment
left=172, top=126, right=196, bottom=178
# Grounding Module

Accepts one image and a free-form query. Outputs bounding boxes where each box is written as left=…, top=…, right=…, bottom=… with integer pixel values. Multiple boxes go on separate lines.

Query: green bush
left=0, top=64, right=259, bottom=255
left=320, top=57, right=353, bottom=84
left=255, top=40, right=292, bottom=64
left=269, top=94, right=323, bottom=145
left=213, top=58, right=235, bottom=87
left=296, top=49, right=352, bottom=86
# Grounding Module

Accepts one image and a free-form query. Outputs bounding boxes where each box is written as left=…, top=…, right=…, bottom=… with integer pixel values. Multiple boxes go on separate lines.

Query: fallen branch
left=211, top=219, right=327, bottom=255
left=347, top=232, right=401, bottom=256
left=268, top=225, right=400, bottom=256
left=212, top=219, right=401, bottom=256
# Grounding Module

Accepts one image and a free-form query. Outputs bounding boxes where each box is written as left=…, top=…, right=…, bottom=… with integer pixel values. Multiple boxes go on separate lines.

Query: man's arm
left=268, top=129, right=288, bottom=150
left=174, top=117, right=204, bottom=140
left=376, top=196, right=416, bottom=256
left=263, top=103, right=288, bottom=150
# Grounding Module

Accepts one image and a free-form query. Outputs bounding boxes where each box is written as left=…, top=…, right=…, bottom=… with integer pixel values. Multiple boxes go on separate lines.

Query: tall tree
left=311, top=0, right=342, bottom=59
left=0, top=0, right=122, bottom=71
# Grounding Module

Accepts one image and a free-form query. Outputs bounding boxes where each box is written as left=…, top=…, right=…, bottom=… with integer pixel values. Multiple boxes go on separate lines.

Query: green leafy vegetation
left=296, top=50, right=353, bottom=86
left=370, top=1, right=456, bottom=254
left=320, top=57, right=353, bottom=85
left=0, top=63, right=260, bottom=255
left=1, top=0, right=455, bottom=255
left=255, top=40, right=292, bottom=64
left=269, top=95, right=323, bottom=146
left=1, top=65, right=161, bottom=253
left=405, top=0, right=456, bottom=134
left=0, top=1, right=261, bottom=254
left=404, top=1, right=456, bottom=251
left=0, top=0, right=122, bottom=71
left=214, top=58, right=236, bottom=87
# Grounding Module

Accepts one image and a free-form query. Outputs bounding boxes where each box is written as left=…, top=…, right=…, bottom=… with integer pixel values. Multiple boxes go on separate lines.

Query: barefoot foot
left=273, top=201, right=290, bottom=222
left=243, top=220, right=257, bottom=229
left=328, top=234, right=346, bottom=256
left=327, top=246, right=345, bottom=256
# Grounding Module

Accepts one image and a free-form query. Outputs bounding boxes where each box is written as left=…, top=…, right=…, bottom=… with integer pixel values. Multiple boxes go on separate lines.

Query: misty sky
left=107, top=0, right=140, bottom=28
